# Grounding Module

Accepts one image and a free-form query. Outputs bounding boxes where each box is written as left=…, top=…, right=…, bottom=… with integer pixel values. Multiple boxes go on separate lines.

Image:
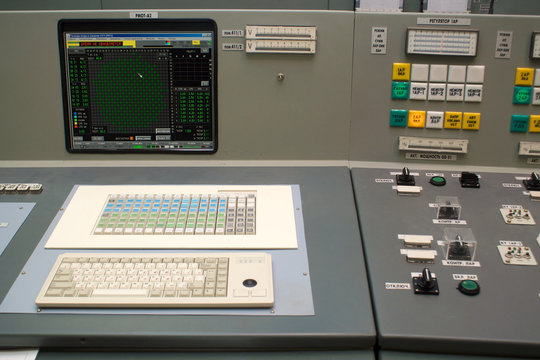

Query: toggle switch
left=396, top=167, right=415, bottom=186
left=413, top=268, right=439, bottom=295
left=523, top=172, right=540, bottom=190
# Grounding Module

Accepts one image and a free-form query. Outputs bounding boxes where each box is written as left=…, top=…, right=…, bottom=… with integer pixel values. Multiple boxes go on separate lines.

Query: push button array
left=391, top=110, right=480, bottom=130
left=513, top=67, right=540, bottom=105
left=510, top=114, right=540, bottom=133
left=392, top=63, right=485, bottom=103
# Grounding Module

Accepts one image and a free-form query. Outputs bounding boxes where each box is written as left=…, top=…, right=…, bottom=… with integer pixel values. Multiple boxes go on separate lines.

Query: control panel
left=352, top=167, right=540, bottom=357
left=351, top=13, right=540, bottom=167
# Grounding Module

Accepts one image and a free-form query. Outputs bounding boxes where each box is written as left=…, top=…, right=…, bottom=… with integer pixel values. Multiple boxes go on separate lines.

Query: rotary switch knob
left=396, top=167, right=415, bottom=186
left=413, top=268, right=439, bottom=295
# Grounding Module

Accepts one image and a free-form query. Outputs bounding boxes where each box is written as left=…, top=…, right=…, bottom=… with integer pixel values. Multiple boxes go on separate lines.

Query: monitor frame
left=58, top=18, right=218, bottom=154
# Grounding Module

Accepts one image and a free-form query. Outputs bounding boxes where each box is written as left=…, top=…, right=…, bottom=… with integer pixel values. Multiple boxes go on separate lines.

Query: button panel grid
left=93, top=192, right=256, bottom=235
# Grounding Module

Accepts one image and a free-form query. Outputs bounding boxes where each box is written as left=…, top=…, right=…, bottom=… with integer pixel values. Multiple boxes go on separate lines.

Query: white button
left=466, top=65, right=485, bottom=83
left=396, top=186, right=422, bottom=195
left=448, top=65, right=466, bottom=83
left=530, top=191, right=540, bottom=200
left=446, top=84, right=465, bottom=101
left=464, top=84, right=483, bottom=102
left=535, top=69, right=540, bottom=87
left=426, top=111, right=444, bottom=129
left=234, top=289, right=249, bottom=297
left=428, top=83, right=446, bottom=101
left=411, top=64, right=429, bottom=81
left=533, top=88, right=540, bottom=105
left=251, top=289, right=267, bottom=297
left=409, top=82, right=428, bottom=100
left=430, top=64, right=447, bottom=82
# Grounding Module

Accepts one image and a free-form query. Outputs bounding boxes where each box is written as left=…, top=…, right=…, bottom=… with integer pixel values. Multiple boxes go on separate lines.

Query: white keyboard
left=36, top=252, right=274, bottom=308
left=44, top=185, right=299, bottom=250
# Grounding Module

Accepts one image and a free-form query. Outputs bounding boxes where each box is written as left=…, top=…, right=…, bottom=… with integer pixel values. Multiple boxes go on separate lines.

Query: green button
left=458, top=279, right=480, bottom=296
left=513, top=86, right=532, bottom=104
left=390, top=109, right=408, bottom=127
left=391, top=82, right=409, bottom=100
left=461, top=280, right=478, bottom=291
left=510, top=114, right=529, bottom=132
left=429, top=176, right=446, bottom=186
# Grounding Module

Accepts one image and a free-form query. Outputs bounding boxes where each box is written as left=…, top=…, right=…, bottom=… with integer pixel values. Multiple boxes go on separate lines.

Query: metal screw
left=277, top=73, right=285, bottom=81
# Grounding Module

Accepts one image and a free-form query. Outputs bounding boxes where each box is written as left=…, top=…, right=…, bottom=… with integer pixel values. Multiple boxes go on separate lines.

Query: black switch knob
left=460, top=172, right=480, bottom=188
left=523, top=172, right=540, bottom=190
left=396, top=167, right=415, bottom=186
left=417, top=268, right=435, bottom=290
left=448, top=235, right=472, bottom=260
left=413, top=268, right=439, bottom=295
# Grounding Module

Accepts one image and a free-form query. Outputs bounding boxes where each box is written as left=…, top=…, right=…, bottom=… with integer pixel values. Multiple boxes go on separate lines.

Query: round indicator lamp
left=430, top=176, right=446, bottom=186
left=457, top=280, right=480, bottom=296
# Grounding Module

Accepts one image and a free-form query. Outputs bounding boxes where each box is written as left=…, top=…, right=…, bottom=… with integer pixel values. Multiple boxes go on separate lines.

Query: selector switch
left=448, top=235, right=472, bottom=260
left=460, top=172, right=480, bottom=188
left=413, top=268, right=439, bottom=295
left=396, top=167, right=415, bottom=186
left=443, top=228, right=477, bottom=261
left=523, top=172, right=540, bottom=190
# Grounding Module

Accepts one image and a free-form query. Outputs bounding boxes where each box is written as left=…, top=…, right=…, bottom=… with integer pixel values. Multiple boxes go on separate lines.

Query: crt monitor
left=58, top=19, right=218, bottom=153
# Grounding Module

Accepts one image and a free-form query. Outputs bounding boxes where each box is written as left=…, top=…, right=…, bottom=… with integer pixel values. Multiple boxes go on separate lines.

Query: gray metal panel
left=380, top=351, right=540, bottom=360
left=329, top=0, right=355, bottom=11
left=102, top=0, right=330, bottom=10
left=352, top=167, right=540, bottom=357
left=0, top=10, right=353, bottom=161
left=37, top=350, right=375, bottom=360
left=0, top=0, right=100, bottom=10
left=0, top=0, right=354, bottom=10
left=0, top=166, right=375, bottom=349
left=350, top=13, right=540, bottom=168
left=493, top=0, right=540, bottom=15
left=402, top=0, right=423, bottom=12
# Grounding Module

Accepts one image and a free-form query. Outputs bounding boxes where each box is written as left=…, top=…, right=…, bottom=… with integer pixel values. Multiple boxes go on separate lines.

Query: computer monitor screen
left=58, top=19, right=217, bottom=153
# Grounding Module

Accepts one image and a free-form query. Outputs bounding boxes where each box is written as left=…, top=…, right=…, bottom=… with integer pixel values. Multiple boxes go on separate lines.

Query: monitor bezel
left=58, top=18, right=218, bottom=154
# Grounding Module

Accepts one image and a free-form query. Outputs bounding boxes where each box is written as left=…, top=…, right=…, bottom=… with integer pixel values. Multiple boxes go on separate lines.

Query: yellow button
left=529, top=115, right=540, bottom=132
left=515, top=68, right=535, bottom=86
left=444, top=112, right=462, bottom=129
left=462, top=112, right=480, bottom=130
left=393, top=63, right=411, bottom=81
left=408, top=110, right=426, bottom=128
